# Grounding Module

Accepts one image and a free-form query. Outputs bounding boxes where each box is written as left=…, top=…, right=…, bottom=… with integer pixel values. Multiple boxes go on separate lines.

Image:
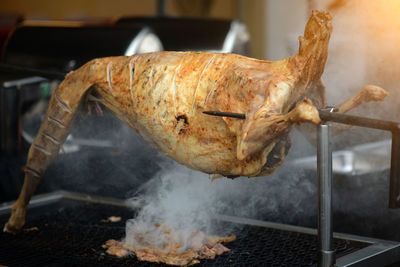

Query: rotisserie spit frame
left=0, top=190, right=399, bottom=266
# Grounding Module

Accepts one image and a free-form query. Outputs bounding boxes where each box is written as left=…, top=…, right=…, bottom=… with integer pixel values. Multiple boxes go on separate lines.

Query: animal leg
left=237, top=98, right=320, bottom=160
left=296, top=84, right=388, bottom=144
left=336, top=85, right=388, bottom=113
left=328, top=85, right=388, bottom=135
left=3, top=58, right=111, bottom=233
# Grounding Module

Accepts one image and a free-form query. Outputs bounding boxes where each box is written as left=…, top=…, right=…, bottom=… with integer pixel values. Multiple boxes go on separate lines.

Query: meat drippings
left=102, top=224, right=235, bottom=266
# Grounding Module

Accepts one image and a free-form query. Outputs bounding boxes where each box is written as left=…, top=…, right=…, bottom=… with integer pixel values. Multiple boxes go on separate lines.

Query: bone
left=327, top=85, right=389, bottom=136
left=296, top=85, right=389, bottom=144
left=336, top=85, right=388, bottom=113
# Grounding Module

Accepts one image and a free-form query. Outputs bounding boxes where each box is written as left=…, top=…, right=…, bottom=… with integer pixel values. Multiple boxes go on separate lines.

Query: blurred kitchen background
left=1, top=0, right=400, bottom=242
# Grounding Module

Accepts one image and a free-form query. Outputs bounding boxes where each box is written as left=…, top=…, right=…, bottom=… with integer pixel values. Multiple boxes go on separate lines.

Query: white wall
left=263, top=0, right=309, bottom=60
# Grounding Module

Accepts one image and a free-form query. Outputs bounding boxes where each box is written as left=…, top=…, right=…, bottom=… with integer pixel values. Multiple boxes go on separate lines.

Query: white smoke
left=124, top=163, right=219, bottom=250
left=322, top=0, right=400, bottom=118
left=124, top=158, right=316, bottom=250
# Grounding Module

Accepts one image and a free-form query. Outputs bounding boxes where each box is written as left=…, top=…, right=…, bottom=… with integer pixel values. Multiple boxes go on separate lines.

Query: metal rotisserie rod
left=203, top=109, right=400, bottom=209
left=203, top=110, right=400, bottom=133
left=317, top=111, right=400, bottom=209
left=318, top=110, right=400, bottom=133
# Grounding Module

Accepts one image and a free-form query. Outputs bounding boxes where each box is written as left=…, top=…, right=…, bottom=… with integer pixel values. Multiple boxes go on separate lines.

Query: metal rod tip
left=203, top=111, right=246, bottom=119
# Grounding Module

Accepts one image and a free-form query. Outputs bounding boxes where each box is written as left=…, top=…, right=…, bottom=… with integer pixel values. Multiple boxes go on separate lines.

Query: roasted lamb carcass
left=4, top=10, right=387, bottom=233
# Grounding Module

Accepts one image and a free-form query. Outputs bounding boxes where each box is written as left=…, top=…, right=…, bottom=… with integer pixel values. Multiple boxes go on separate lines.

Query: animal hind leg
left=328, top=85, right=388, bottom=135
left=336, top=85, right=388, bottom=113
left=3, top=58, right=110, bottom=233
left=296, top=84, right=388, bottom=144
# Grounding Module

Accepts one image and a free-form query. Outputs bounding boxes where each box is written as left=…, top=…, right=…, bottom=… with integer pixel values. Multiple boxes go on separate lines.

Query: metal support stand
left=203, top=107, right=400, bottom=265
left=389, top=132, right=400, bottom=208
left=317, top=124, right=335, bottom=267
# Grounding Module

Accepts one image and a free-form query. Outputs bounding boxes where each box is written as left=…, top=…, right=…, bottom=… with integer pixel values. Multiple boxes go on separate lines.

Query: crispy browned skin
left=3, top=10, right=388, bottom=233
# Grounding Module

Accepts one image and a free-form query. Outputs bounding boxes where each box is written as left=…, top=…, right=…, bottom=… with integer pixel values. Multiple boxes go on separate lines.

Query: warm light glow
left=337, top=0, right=400, bottom=35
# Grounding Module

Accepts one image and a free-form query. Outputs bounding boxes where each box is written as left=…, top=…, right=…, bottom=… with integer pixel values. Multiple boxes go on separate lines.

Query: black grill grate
left=0, top=199, right=367, bottom=267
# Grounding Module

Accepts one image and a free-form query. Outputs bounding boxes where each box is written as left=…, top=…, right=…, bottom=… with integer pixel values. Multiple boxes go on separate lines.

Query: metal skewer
left=203, top=109, right=400, bottom=133
left=202, top=110, right=246, bottom=119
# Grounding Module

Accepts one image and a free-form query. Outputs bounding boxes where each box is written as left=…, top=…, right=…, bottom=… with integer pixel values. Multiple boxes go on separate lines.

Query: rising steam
left=124, top=159, right=316, bottom=250
left=323, top=0, right=400, bottom=119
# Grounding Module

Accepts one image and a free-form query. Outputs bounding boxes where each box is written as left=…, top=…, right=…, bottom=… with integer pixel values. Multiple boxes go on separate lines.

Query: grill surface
left=0, top=197, right=367, bottom=267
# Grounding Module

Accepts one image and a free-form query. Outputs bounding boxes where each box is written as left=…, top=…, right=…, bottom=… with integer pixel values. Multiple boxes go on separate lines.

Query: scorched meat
left=4, top=10, right=388, bottom=233
left=102, top=226, right=236, bottom=266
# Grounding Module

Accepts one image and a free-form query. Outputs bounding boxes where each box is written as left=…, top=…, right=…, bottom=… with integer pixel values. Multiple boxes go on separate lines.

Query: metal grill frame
left=1, top=190, right=399, bottom=266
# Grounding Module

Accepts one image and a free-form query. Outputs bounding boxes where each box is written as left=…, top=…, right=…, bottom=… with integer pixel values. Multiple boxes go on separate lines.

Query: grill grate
left=0, top=199, right=367, bottom=267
